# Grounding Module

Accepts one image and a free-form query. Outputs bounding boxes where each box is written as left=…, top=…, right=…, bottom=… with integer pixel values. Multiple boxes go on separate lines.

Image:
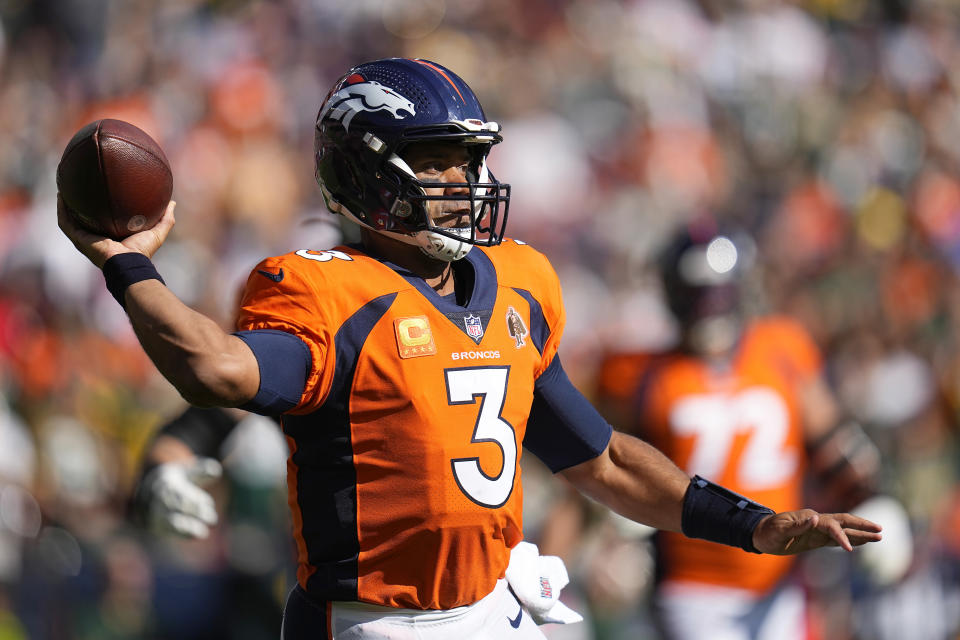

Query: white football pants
left=655, top=580, right=806, bottom=640
left=282, top=579, right=549, bottom=640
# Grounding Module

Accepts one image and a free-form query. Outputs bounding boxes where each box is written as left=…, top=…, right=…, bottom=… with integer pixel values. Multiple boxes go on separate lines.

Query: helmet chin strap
left=414, top=228, right=472, bottom=262
left=339, top=209, right=472, bottom=262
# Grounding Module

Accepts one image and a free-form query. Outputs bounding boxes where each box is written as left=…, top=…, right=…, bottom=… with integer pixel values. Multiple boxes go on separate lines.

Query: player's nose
left=440, top=164, right=469, bottom=191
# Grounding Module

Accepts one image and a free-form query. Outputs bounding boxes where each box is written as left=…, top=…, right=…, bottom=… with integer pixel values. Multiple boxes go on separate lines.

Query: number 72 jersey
left=236, top=240, right=566, bottom=611
left=634, top=317, right=821, bottom=593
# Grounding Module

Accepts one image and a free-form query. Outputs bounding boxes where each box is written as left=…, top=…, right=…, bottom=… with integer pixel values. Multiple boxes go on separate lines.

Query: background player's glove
left=139, top=458, right=221, bottom=538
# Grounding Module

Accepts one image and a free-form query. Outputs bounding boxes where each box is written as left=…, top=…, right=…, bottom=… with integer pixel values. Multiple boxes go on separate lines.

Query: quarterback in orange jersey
left=597, top=228, right=881, bottom=640
left=57, top=58, right=881, bottom=640
left=237, top=239, right=566, bottom=610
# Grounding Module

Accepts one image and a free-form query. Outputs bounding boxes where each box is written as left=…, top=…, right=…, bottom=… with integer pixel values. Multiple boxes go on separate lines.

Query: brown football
left=57, top=119, right=173, bottom=240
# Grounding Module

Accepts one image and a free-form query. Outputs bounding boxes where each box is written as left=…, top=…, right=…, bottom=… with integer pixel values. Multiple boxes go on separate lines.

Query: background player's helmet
left=659, top=226, right=754, bottom=356
left=315, top=58, right=510, bottom=261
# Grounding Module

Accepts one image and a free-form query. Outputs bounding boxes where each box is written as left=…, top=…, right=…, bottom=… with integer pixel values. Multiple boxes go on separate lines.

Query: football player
left=57, top=58, right=881, bottom=640
left=596, top=225, right=895, bottom=640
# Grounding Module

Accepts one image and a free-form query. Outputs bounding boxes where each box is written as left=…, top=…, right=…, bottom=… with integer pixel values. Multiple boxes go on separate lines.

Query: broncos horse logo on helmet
left=317, top=80, right=417, bottom=131
left=314, top=58, right=510, bottom=262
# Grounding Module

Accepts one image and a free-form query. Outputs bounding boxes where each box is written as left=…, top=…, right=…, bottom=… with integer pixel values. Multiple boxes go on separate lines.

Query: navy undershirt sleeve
left=233, top=329, right=312, bottom=415
left=524, top=356, right=614, bottom=473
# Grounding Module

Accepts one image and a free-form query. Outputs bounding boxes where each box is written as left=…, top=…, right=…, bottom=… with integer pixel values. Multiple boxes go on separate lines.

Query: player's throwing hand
left=57, top=195, right=176, bottom=269
left=752, top=509, right=882, bottom=555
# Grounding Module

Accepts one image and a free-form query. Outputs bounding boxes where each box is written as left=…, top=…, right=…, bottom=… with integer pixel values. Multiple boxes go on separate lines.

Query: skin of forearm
left=800, top=377, right=841, bottom=443
left=560, top=431, right=690, bottom=533
left=147, top=434, right=199, bottom=466
left=123, top=280, right=259, bottom=407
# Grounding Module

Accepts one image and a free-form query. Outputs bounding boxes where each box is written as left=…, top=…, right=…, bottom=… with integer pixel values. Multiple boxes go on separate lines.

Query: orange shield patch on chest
left=394, top=316, right=438, bottom=359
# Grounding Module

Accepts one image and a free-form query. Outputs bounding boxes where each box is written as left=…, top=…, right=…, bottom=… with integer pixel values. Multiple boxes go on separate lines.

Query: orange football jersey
left=628, top=317, right=822, bottom=593
left=236, top=240, right=564, bottom=610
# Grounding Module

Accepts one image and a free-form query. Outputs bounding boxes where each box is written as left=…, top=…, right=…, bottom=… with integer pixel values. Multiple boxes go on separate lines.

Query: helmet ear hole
left=465, top=146, right=486, bottom=183
left=391, top=200, right=414, bottom=219
left=317, top=145, right=362, bottom=212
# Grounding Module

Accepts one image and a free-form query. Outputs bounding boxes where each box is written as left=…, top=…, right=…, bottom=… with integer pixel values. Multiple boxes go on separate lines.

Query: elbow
left=173, top=352, right=258, bottom=408
left=560, top=443, right=614, bottom=494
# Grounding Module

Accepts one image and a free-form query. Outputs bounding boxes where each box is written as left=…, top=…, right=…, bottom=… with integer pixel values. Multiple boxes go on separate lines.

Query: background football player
left=590, top=222, right=908, bottom=640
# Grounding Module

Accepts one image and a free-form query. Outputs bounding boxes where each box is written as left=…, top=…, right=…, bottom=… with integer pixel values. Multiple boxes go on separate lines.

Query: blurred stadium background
left=0, top=0, right=959, bottom=638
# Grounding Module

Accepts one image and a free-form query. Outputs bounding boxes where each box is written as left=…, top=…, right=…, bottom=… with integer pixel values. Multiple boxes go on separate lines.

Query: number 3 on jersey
left=445, top=366, right=517, bottom=508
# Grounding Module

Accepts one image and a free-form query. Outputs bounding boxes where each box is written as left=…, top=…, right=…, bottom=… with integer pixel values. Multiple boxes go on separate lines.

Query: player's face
left=402, top=142, right=472, bottom=229
left=678, top=285, right=743, bottom=358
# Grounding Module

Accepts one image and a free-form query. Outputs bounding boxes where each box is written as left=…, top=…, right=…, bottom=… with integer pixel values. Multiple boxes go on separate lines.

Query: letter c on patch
left=398, top=317, right=431, bottom=346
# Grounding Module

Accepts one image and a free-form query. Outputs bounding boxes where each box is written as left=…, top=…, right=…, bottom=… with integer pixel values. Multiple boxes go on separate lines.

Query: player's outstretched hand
left=57, top=195, right=176, bottom=269
left=139, top=458, right=222, bottom=539
left=753, top=509, right=882, bottom=555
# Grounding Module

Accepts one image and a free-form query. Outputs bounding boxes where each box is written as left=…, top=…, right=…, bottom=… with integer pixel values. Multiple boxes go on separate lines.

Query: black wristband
left=681, top=475, right=775, bottom=554
left=102, top=253, right=165, bottom=308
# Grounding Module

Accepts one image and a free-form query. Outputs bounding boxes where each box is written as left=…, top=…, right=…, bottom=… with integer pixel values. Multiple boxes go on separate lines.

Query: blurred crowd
left=1, top=0, right=960, bottom=637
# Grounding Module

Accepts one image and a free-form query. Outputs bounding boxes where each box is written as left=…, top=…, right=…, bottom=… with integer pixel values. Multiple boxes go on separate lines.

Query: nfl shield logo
left=464, top=314, right=484, bottom=342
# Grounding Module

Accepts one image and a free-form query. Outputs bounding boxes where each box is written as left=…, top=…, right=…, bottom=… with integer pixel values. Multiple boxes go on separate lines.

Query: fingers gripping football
left=143, top=458, right=222, bottom=539
left=57, top=196, right=176, bottom=269
left=752, top=509, right=882, bottom=555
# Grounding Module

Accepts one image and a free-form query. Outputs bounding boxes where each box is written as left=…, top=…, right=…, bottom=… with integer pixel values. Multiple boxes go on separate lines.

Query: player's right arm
left=124, top=277, right=260, bottom=406
left=57, top=197, right=261, bottom=407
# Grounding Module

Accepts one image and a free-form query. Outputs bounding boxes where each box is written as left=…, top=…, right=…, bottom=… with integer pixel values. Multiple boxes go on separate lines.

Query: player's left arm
left=801, top=375, right=881, bottom=509
left=526, top=358, right=882, bottom=554
left=561, top=431, right=882, bottom=553
left=773, top=318, right=880, bottom=508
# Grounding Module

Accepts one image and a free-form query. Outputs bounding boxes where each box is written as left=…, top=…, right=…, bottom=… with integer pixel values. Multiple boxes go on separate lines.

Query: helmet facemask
left=383, top=141, right=510, bottom=261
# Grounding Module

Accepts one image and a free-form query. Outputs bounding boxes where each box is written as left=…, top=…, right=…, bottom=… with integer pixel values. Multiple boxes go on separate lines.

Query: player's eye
left=416, top=160, right=469, bottom=177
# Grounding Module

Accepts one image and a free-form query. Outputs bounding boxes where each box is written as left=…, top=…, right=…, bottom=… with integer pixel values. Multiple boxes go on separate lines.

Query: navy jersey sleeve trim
left=234, top=329, right=312, bottom=415
left=285, top=292, right=397, bottom=601
left=524, top=356, right=613, bottom=473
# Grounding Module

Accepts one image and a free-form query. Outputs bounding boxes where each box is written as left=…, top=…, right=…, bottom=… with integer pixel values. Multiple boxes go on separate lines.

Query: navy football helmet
left=314, top=58, right=510, bottom=261
left=659, top=226, right=754, bottom=355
